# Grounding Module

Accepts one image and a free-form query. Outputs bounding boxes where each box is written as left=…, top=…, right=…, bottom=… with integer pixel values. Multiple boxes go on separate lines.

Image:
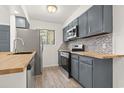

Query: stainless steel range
left=59, top=51, right=71, bottom=78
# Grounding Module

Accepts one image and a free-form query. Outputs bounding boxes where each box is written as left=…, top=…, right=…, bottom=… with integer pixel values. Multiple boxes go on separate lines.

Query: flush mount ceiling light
left=47, top=5, right=57, bottom=13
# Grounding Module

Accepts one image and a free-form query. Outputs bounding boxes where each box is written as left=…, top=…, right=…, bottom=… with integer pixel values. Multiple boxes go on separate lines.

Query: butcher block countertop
left=0, top=51, right=36, bottom=75
left=59, top=50, right=124, bottom=59
left=71, top=51, right=124, bottom=59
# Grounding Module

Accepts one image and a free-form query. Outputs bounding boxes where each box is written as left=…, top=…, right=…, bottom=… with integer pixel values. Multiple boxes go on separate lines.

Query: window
left=40, top=29, right=55, bottom=45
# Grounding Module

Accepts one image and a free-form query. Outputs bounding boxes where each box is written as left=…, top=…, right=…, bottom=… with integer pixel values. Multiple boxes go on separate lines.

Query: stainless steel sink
left=8, top=51, right=33, bottom=55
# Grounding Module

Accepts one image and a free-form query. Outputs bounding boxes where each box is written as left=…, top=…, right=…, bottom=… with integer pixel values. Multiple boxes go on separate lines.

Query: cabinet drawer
left=79, top=56, right=93, bottom=65
left=71, top=54, right=78, bottom=59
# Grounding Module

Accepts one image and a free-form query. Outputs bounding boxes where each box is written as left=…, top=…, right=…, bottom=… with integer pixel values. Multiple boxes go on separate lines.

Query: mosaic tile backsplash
left=67, top=33, right=112, bottom=54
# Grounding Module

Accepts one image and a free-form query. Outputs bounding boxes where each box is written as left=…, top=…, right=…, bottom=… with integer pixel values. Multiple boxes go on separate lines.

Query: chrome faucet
left=13, top=38, right=24, bottom=53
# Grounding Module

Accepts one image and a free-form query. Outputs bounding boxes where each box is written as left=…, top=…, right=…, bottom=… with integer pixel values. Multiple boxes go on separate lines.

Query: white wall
left=21, top=5, right=30, bottom=23
left=0, top=6, right=10, bottom=25
left=30, top=20, right=63, bottom=67
left=63, top=5, right=92, bottom=27
left=9, top=5, right=27, bottom=52
left=10, top=15, right=16, bottom=52
left=113, top=6, right=124, bottom=88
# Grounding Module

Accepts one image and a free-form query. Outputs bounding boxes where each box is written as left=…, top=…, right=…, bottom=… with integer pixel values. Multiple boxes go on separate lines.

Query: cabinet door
left=0, top=25, right=10, bottom=52
left=68, top=22, right=73, bottom=29
left=88, top=5, right=103, bottom=36
left=79, top=61, right=92, bottom=88
left=58, top=52, right=61, bottom=66
left=93, top=58, right=112, bottom=88
left=71, top=58, right=79, bottom=81
left=103, top=5, right=112, bottom=33
left=73, top=18, right=78, bottom=26
left=79, top=12, right=88, bottom=38
left=63, top=26, right=68, bottom=42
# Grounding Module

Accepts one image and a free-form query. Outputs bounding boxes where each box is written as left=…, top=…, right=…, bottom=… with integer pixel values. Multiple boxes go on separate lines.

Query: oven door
left=61, top=56, right=69, bottom=72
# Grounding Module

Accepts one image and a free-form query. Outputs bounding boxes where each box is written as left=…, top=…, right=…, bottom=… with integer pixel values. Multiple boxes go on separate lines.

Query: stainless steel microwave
left=66, top=25, right=78, bottom=40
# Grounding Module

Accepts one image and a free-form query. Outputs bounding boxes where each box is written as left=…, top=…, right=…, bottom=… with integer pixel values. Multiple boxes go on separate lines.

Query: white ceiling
left=25, top=5, right=80, bottom=24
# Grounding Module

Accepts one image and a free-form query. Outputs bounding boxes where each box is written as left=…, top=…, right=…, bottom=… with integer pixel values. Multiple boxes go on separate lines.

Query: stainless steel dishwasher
left=27, top=58, right=35, bottom=88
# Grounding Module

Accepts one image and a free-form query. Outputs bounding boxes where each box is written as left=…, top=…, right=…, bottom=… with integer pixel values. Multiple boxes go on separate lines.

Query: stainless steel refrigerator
left=16, top=28, right=43, bottom=75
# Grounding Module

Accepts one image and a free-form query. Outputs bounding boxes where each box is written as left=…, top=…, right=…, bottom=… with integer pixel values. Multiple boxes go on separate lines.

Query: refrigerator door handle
left=41, top=37, right=44, bottom=52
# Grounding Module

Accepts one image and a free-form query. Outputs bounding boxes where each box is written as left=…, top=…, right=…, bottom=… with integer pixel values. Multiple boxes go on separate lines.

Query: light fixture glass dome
left=47, top=5, right=57, bottom=13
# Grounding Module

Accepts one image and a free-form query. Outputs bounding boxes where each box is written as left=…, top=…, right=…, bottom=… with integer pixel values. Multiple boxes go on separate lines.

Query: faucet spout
left=13, top=38, right=25, bottom=53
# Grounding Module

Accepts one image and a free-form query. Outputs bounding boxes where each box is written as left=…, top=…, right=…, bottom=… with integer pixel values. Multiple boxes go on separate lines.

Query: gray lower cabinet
left=71, top=54, right=113, bottom=88
left=79, top=61, right=92, bottom=88
left=58, top=51, right=62, bottom=66
left=71, top=55, right=79, bottom=81
left=93, top=58, right=112, bottom=88
left=71, top=58, right=79, bottom=81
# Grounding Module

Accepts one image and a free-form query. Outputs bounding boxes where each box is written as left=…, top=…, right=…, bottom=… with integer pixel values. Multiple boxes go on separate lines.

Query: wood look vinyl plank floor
left=35, top=67, right=82, bottom=88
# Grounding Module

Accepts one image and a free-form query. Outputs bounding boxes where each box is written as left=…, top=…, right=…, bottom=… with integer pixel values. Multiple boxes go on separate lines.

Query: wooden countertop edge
left=71, top=52, right=103, bottom=59
left=0, top=51, right=36, bottom=75
left=0, top=68, right=24, bottom=75
left=59, top=50, right=124, bottom=59
left=71, top=52, right=124, bottom=59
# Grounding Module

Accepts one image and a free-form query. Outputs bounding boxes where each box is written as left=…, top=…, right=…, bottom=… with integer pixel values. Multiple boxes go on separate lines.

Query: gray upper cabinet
left=68, top=18, right=78, bottom=29
left=63, top=26, right=68, bottom=42
left=16, top=16, right=30, bottom=29
left=72, top=18, right=78, bottom=27
left=87, top=5, right=103, bottom=36
left=63, top=18, right=79, bottom=42
left=0, top=25, right=10, bottom=52
left=78, top=5, right=112, bottom=39
left=103, top=5, right=113, bottom=33
left=68, top=22, right=73, bottom=29
left=78, top=12, right=88, bottom=38
left=87, top=5, right=112, bottom=37
left=63, top=5, right=112, bottom=41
